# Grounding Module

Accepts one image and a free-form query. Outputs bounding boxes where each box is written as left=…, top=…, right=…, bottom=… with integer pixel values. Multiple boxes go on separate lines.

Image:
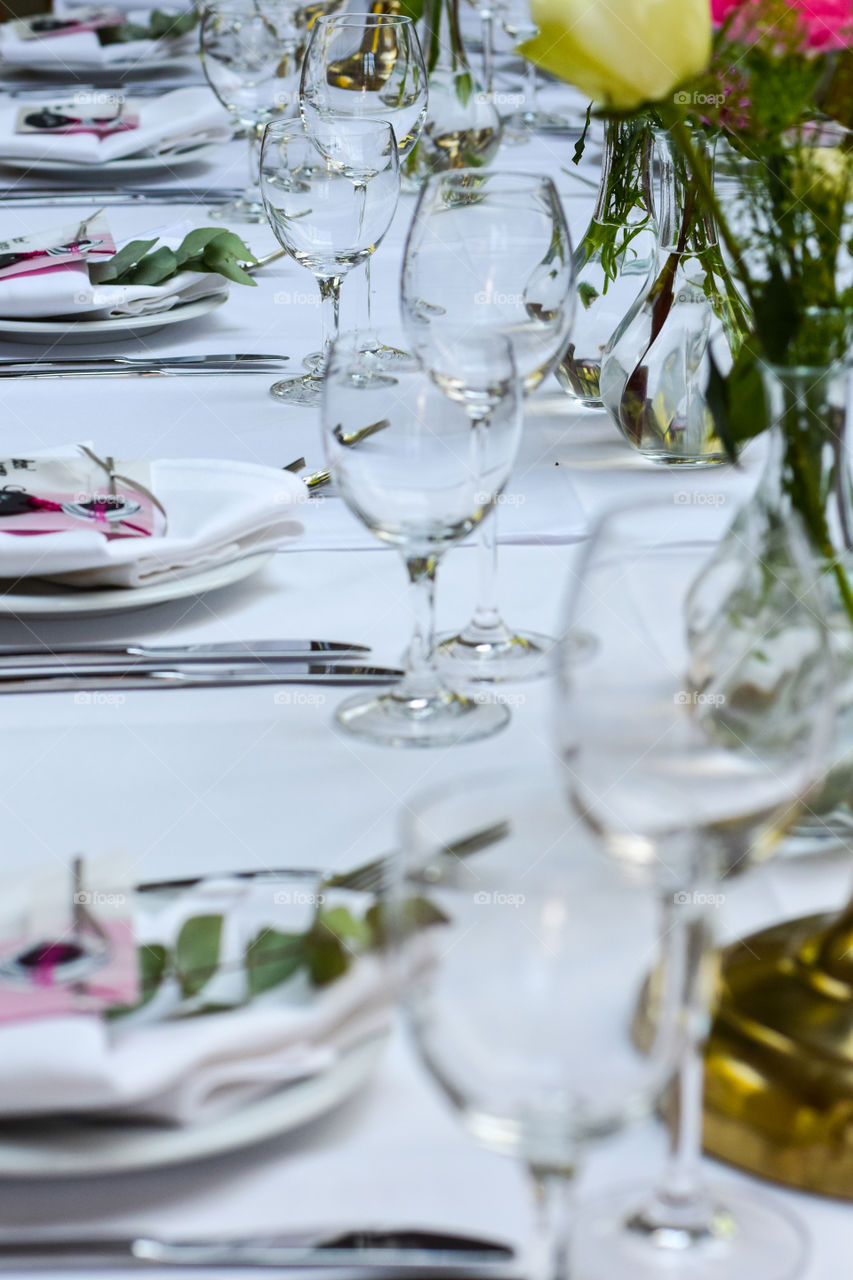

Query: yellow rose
left=519, top=0, right=712, bottom=110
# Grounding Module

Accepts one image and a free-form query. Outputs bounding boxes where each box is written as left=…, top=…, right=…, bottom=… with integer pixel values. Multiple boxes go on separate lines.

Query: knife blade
left=0, top=1228, right=515, bottom=1271
left=0, top=663, right=401, bottom=693
left=0, top=355, right=287, bottom=368
left=0, top=366, right=286, bottom=380
left=0, top=640, right=371, bottom=664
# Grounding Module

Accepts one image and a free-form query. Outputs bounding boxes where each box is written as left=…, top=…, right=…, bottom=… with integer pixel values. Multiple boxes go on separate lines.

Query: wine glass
left=200, top=0, right=306, bottom=223
left=554, top=500, right=833, bottom=1280
left=300, top=11, right=427, bottom=364
left=401, top=169, right=575, bottom=682
left=322, top=332, right=522, bottom=747
left=499, top=0, right=573, bottom=137
left=392, top=770, right=683, bottom=1280
left=260, top=117, right=400, bottom=406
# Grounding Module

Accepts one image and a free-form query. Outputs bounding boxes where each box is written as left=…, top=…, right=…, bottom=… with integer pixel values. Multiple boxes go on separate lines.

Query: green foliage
left=176, top=915, right=223, bottom=997
left=98, top=7, right=199, bottom=45
left=90, top=228, right=258, bottom=289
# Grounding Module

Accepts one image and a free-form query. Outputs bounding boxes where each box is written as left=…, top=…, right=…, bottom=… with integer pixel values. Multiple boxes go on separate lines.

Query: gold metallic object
left=324, top=0, right=402, bottom=91
left=703, top=902, right=853, bottom=1198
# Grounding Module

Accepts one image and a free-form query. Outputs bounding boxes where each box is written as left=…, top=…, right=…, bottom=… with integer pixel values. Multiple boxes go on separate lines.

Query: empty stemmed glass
left=260, top=117, right=400, bottom=406
left=402, top=169, right=575, bottom=681
left=300, top=12, right=427, bottom=361
left=499, top=0, right=573, bottom=137
left=200, top=0, right=306, bottom=223
left=392, top=770, right=682, bottom=1280
left=322, top=333, right=522, bottom=747
left=555, top=501, right=833, bottom=1280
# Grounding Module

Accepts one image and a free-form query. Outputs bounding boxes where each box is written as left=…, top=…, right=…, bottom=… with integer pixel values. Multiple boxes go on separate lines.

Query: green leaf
left=175, top=914, right=222, bottom=998
left=246, top=928, right=305, bottom=996
left=201, top=245, right=257, bottom=286
left=706, top=344, right=766, bottom=462
left=303, top=906, right=371, bottom=987
left=106, top=943, right=169, bottom=1018
left=365, top=896, right=449, bottom=948
left=89, top=238, right=158, bottom=284
left=578, top=281, right=599, bottom=310
left=395, top=0, right=423, bottom=21
left=174, top=227, right=228, bottom=265
left=124, top=245, right=179, bottom=286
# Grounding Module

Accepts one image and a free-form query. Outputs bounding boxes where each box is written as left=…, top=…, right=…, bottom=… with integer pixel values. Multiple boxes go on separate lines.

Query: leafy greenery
left=90, top=228, right=258, bottom=289
left=97, top=7, right=198, bottom=46
left=109, top=895, right=448, bottom=1021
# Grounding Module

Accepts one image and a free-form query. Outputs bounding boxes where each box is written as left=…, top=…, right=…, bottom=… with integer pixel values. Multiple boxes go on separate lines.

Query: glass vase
left=555, top=117, right=656, bottom=409
left=404, top=0, right=501, bottom=186
left=687, top=347, right=853, bottom=851
left=599, top=128, right=749, bottom=466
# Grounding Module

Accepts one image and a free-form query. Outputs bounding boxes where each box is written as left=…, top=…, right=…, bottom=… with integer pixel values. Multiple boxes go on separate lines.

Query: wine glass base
left=207, top=198, right=268, bottom=224
left=303, top=350, right=324, bottom=374
left=572, top=1183, right=809, bottom=1280
left=269, top=376, right=322, bottom=406
left=334, top=687, right=510, bottom=747
left=434, top=629, right=555, bottom=683
left=502, top=108, right=576, bottom=134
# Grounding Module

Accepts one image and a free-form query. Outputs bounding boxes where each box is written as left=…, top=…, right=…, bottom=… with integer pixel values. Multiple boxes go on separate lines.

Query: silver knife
left=0, top=663, right=401, bottom=693
left=0, top=188, right=244, bottom=206
left=0, top=365, right=288, bottom=380
left=0, top=355, right=286, bottom=368
left=0, top=639, right=370, bottom=664
left=0, top=1228, right=515, bottom=1271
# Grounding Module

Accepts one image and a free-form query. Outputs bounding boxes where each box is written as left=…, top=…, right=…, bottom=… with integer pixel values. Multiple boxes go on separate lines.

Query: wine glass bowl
left=322, top=333, right=523, bottom=747
left=200, top=0, right=306, bottom=223
left=260, top=117, right=400, bottom=405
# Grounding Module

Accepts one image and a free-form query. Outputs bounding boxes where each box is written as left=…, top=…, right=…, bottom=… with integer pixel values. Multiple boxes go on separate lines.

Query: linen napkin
left=0, top=89, right=231, bottom=166
left=0, top=219, right=231, bottom=320
left=0, top=457, right=306, bottom=587
left=0, top=955, right=390, bottom=1125
left=0, top=9, right=196, bottom=69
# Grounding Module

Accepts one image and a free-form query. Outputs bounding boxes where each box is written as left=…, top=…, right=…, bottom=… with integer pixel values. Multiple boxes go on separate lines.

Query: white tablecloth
left=0, top=55, right=849, bottom=1278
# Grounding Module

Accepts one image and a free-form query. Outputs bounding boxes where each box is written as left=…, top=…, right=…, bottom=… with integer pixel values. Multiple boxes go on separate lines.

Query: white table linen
left=0, top=86, right=848, bottom=1276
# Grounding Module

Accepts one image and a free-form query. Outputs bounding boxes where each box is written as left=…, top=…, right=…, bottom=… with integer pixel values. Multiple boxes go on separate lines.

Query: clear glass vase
left=687, top=348, right=853, bottom=852
left=599, top=128, right=749, bottom=466
left=555, top=118, right=656, bottom=409
left=404, top=0, right=501, bottom=186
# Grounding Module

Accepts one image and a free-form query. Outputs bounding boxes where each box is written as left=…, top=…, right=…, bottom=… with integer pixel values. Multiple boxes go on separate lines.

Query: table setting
left=0, top=0, right=852, bottom=1276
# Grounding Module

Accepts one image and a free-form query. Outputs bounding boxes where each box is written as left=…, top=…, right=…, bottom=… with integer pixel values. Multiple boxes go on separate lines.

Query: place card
left=15, top=102, right=140, bottom=139
left=9, top=8, right=125, bottom=40
left=0, top=450, right=167, bottom=539
left=0, top=212, right=115, bottom=283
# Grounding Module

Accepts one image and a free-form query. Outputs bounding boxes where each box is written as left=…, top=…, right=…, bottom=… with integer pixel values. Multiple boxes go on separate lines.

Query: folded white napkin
left=0, top=10, right=196, bottom=69
left=0, top=220, right=233, bottom=320
left=0, top=956, right=390, bottom=1126
left=0, top=458, right=306, bottom=587
left=0, top=88, right=230, bottom=165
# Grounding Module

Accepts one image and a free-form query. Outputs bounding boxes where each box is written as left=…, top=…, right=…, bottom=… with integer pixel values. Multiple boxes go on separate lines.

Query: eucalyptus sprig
left=97, top=7, right=198, bottom=45
left=89, top=228, right=259, bottom=289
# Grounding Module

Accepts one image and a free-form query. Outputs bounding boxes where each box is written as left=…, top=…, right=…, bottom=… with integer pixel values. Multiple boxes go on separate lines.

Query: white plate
left=0, top=291, right=227, bottom=344
left=0, top=549, right=273, bottom=617
left=1, top=141, right=222, bottom=174
left=0, top=1036, right=385, bottom=1178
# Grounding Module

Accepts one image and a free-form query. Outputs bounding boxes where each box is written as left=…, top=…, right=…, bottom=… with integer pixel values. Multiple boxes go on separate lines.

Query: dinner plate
left=0, top=1035, right=385, bottom=1178
left=0, top=290, right=228, bottom=344
left=1, top=141, right=223, bottom=174
left=0, top=549, right=274, bottom=618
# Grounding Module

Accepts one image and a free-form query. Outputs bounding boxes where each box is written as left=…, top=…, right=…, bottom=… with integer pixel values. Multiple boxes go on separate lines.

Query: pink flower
left=712, top=0, right=853, bottom=48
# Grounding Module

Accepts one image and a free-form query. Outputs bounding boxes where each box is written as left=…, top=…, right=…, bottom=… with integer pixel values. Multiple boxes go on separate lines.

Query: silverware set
left=0, top=187, right=246, bottom=206
left=0, top=639, right=401, bottom=693
left=0, top=353, right=290, bottom=379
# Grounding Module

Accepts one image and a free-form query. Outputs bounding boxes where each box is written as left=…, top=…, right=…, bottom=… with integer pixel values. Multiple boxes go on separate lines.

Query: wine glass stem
left=638, top=897, right=716, bottom=1236
left=364, top=257, right=374, bottom=332
left=317, top=275, right=343, bottom=359
left=525, top=60, right=540, bottom=118
left=480, top=8, right=494, bottom=95
left=528, top=1167, right=576, bottom=1280
left=471, top=507, right=504, bottom=634
left=397, top=555, right=446, bottom=701
left=246, top=124, right=262, bottom=201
